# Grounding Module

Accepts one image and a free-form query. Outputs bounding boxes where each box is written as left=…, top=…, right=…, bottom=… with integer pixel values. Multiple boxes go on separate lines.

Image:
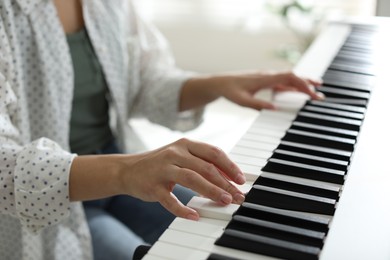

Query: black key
left=286, top=127, right=356, bottom=143
left=317, top=86, right=370, bottom=101
left=324, top=69, right=375, bottom=86
left=245, top=185, right=337, bottom=215
left=283, top=129, right=355, bottom=151
left=255, top=176, right=340, bottom=199
left=333, top=53, right=374, bottom=66
left=322, top=77, right=372, bottom=92
left=260, top=171, right=341, bottom=194
left=279, top=140, right=352, bottom=161
left=291, top=121, right=358, bottom=139
left=298, top=111, right=362, bottom=126
left=272, top=149, right=348, bottom=171
left=215, top=229, right=320, bottom=260
left=207, top=253, right=241, bottom=260
left=323, top=97, right=368, bottom=107
left=335, top=50, right=374, bottom=63
left=262, top=158, right=345, bottom=184
left=302, top=105, right=365, bottom=119
left=226, top=215, right=325, bottom=247
left=236, top=202, right=330, bottom=233
left=308, top=100, right=366, bottom=113
left=329, top=60, right=376, bottom=76
left=296, top=111, right=362, bottom=131
left=341, top=39, right=376, bottom=52
left=323, top=71, right=374, bottom=86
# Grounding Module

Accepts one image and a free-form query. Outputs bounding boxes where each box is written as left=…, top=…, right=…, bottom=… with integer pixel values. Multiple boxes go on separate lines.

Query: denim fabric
left=83, top=140, right=195, bottom=259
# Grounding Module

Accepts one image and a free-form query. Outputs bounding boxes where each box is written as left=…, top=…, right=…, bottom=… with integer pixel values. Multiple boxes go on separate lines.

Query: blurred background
left=134, top=0, right=383, bottom=72
left=129, top=0, right=388, bottom=152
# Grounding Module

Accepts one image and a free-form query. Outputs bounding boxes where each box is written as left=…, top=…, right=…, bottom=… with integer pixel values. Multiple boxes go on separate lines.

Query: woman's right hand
left=120, top=138, right=246, bottom=221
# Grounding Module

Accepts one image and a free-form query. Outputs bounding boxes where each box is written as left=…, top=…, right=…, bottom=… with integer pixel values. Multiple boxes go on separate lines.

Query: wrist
left=180, top=75, right=221, bottom=111
left=69, top=154, right=129, bottom=201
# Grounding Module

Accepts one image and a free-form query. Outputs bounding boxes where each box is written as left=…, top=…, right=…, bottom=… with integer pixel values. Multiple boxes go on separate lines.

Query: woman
left=0, top=0, right=322, bottom=259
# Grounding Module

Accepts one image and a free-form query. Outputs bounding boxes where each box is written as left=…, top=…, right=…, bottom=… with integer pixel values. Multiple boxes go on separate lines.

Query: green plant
left=267, top=0, right=322, bottom=63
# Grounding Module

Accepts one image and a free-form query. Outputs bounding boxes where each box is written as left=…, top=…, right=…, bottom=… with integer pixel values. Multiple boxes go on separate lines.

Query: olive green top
left=67, top=29, right=113, bottom=154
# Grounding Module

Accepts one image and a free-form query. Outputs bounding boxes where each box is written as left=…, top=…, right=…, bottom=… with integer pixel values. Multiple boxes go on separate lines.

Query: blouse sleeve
left=0, top=22, right=75, bottom=234
left=127, top=2, right=204, bottom=132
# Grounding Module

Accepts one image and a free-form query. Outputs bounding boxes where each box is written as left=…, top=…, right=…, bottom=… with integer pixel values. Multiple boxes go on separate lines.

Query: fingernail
left=316, top=92, right=325, bottom=100
left=235, top=173, right=246, bottom=184
left=233, top=193, right=245, bottom=204
left=221, top=193, right=232, bottom=205
left=186, top=212, right=199, bottom=221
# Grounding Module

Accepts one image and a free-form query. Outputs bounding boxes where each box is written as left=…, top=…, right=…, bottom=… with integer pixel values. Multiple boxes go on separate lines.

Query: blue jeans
left=83, top=140, right=195, bottom=260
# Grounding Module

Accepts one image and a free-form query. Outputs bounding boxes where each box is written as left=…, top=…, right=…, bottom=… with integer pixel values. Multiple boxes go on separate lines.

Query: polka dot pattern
left=1, top=0, right=202, bottom=259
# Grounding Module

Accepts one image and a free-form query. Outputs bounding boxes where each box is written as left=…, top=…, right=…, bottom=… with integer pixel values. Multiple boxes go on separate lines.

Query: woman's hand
left=213, top=71, right=323, bottom=110
left=120, top=138, right=246, bottom=221
left=180, top=71, right=323, bottom=111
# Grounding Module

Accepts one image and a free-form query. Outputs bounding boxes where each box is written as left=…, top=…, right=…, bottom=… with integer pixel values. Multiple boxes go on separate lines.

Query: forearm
left=69, top=154, right=128, bottom=202
left=179, top=72, right=272, bottom=112
left=179, top=75, right=226, bottom=112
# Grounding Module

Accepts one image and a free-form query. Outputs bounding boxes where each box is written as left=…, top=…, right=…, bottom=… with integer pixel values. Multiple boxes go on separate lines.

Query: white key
left=236, top=139, right=278, bottom=151
left=155, top=227, right=276, bottom=260
left=255, top=115, right=294, bottom=126
left=154, top=218, right=273, bottom=260
left=237, top=163, right=261, bottom=181
left=147, top=241, right=209, bottom=260
left=262, top=109, right=297, bottom=120
left=241, top=133, right=281, bottom=145
left=159, top=229, right=217, bottom=252
left=247, top=127, right=286, bottom=138
left=250, top=120, right=289, bottom=131
left=198, top=216, right=229, bottom=227
left=232, top=181, right=253, bottom=194
left=230, top=153, right=267, bottom=167
left=142, top=254, right=169, bottom=260
left=230, top=147, right=273, bottom=160
left=169, top=217, right=224, bottom=239
left=212, top=245, right=277, bottom=260
left=252, top=120, right=292, bottom=131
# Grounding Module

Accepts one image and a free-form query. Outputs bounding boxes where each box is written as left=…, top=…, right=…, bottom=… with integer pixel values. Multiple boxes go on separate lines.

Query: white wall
left=156, top=22, right=295, bottom=73
left=135, top=0, right=376, bottom=73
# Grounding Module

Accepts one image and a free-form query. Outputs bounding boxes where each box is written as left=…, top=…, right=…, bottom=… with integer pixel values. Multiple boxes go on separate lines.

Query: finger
left=287, top=76, right=325, bottom=100
left=158, top=190, right=200, bottom=220
left=306, top=78, right=323, bottom=87
left=174, top=167, right=237, bottom=206
left=176, top=153, right=245, bottom=204
left=304, top=78, right=325, bottom=100
left=216, top=168, right=246, bottom=204
left=231, top=93, right=276, bottom=110
left=241, top=96, right=276, bottom=110
left=273, top=84, right=298, bottom=92
left=184, top=139, right=246, bottom=185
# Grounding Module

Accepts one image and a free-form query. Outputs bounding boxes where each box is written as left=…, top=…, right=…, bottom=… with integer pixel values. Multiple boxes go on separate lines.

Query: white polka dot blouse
left=0, top=0, right=202, bottom=259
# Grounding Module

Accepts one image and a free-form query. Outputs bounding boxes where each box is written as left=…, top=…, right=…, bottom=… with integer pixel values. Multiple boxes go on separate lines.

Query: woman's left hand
left=180, top=71, right=323, bottom=112
left=213, top=71, right=323, bottom=110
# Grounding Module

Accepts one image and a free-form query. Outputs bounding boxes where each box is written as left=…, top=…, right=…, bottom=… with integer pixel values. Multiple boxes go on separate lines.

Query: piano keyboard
left=144, top=19, right=390, bottom=260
